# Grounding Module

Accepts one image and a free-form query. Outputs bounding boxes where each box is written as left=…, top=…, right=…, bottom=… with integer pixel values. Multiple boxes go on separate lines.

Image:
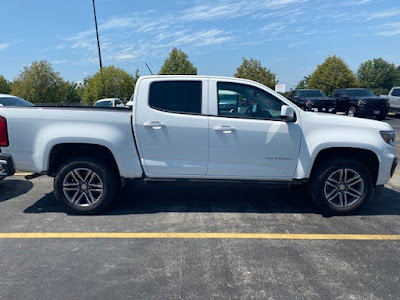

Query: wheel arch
left=310, top=147, right=379, bottom=185
left=48, top=143, right=120, bottom=177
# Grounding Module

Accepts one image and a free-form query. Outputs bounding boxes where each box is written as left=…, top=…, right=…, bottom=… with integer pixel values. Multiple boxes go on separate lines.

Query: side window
left=392, top=88, right=400, bottom=97
left=115, top=100, right=122, bottom=105
left=149, top=81, right=202, bottom=114
left=333, top=90, right=340, bottom=97
left=217, top=82, right=283, bottom=120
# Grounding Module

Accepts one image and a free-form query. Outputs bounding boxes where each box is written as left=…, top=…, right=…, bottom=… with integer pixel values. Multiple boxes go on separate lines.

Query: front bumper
left=357, top=107, right=389, bottom=117
left=0, top=154, right=15, bottom=177
left=306, top=107, right=336, bottom=113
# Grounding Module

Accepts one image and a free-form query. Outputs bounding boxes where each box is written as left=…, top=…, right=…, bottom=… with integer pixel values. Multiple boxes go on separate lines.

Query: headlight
left=380, top=131, right=395, bottom=146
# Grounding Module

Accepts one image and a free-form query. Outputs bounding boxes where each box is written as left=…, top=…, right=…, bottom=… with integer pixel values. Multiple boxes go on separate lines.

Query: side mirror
left=281, top=105, right=295, bottom=121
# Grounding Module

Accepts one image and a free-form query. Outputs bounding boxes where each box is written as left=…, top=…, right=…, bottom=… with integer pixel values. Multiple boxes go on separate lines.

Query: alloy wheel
left=323, top=168, right=364, bottom=208
left=62, top=168, right=104, bottom=207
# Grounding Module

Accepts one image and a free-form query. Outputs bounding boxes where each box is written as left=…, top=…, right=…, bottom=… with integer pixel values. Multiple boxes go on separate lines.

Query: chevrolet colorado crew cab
left=0, top=76, right=397, bottom=215
left=332, top=88, right=389, bottom=120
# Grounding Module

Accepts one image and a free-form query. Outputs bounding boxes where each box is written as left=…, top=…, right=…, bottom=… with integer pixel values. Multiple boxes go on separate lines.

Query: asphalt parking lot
left=0, top=115, right=399, bottom=300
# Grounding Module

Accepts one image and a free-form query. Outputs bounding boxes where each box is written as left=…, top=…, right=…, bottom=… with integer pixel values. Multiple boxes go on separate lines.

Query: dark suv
left=332, top=88, right=389, bottom=120
left=289, top=89, right=336, bottom=113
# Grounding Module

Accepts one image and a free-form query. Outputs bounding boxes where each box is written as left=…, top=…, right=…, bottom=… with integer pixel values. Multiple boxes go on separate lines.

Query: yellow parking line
left=14, top=172, right=33, bottom=176
left=0, top=232, right=399, bottom=240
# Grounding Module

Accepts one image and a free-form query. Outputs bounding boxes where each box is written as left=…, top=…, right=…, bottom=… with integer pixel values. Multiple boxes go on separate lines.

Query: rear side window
left=392, top=89, right=400, bottom=97
left=149, top=81, right=202, bottom=114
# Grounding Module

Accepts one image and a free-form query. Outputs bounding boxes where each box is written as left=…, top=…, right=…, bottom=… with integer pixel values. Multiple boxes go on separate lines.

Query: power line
left=92, top=0, right=103, bottom=69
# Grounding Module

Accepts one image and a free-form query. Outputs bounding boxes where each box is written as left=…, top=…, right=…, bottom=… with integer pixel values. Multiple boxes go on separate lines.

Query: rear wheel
left=308, top=158, right=373, bottom=215
left=54, top=157, right=119, bottom=214
left=347, top=106, right=356, bottom=117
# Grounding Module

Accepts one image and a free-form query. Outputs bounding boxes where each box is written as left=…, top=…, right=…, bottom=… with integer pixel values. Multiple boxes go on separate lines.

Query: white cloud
left=375, top=22, right=400, bottom=36
left=0, top=43, right=10, bottom=51
left=51, top=60, right=69, bottom=65
left=288, top=41, right=304, bottom=48
left=367, top=8, right=400, bottom=20
left=342, top=0, right=373, bottom=6
left=261, top=22, right=286, bottom=35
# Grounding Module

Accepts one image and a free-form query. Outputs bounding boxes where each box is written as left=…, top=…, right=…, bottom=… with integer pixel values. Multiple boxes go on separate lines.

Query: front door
left=207, top=80, right=301, bottom=180
left=134, top=78, right=209, bottom=177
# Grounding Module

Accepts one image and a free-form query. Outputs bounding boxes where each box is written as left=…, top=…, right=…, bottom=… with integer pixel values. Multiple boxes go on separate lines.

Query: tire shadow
left=23, top=180, right=400, bottom=216
left=0, top=179, right=33, bottom=202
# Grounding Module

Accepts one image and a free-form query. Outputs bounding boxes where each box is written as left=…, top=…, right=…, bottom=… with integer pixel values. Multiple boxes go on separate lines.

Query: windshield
left=348, top=89, right=375, bottom=97
left=94, top=101, right=113, bottom=107
left=0, top=97, right=34, bottom=106
left=299, top=90, right=327, bottom=98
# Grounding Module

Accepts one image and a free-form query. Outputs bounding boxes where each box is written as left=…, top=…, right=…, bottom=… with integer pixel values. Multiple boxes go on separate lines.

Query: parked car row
left=288, top=88, right=392, bottom=120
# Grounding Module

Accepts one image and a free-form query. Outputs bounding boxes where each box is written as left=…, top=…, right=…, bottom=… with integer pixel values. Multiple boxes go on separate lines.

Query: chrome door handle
left=143, top=121, right=165, bottom=129
left=214, top=125, right=236, bottom=133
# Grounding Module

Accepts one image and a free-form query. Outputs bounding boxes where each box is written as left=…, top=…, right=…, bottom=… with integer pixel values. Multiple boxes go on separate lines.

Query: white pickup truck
left=0, top=76, right=397, bottom=214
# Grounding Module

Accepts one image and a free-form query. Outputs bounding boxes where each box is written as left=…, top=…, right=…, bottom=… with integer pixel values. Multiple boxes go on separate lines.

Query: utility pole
left=92, top=0, right=103, bottom=69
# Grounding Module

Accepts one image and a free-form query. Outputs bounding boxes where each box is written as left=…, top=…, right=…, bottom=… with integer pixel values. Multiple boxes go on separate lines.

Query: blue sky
left=1, top=0, right=399, bottom=88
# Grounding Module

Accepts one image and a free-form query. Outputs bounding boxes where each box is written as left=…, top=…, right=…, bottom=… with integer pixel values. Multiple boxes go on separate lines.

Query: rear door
left=134, top=78, right=209, bottom=177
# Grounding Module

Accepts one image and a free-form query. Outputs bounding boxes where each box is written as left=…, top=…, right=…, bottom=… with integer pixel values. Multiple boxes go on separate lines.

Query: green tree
left=0, top=75, right=11, bottom=94
left=11, top=60, right=65, bottom=103
left=159, top=48, right=197, bottom=75
left=295, top=76, right=310, bottom=89
left=357, top=58, right=398, bottom=95
left=394, top=65, right=400, bottom=86
left=82, top=66, right=136, bottom=104
left=63, top=81, right=83, bottom=103
left=234, top=58, right=277, bottom=89
left=308, top=55, right=359, bottom=95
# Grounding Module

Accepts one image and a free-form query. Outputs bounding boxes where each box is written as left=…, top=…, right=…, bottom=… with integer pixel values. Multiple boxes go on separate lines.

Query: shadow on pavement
left=24, top=180, right=400, bottom=216
left=0, top=179, right=33, bottom=202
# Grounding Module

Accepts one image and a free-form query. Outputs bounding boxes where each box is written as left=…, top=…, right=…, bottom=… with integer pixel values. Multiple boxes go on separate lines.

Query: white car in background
left=387, top=87, right=400, bottom=114
left=93, top=98, right=125, bottom=108
left=0, top=94, right=34, bottom=107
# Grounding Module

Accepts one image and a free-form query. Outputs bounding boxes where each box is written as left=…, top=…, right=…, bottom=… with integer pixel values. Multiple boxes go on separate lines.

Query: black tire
left=376, top=113, right=387, bottom=121
left=346, top=106, right=356, bottom=117
left=308, top=158, right=373, bottom=215
left=54, top=157, right=120, bottom=214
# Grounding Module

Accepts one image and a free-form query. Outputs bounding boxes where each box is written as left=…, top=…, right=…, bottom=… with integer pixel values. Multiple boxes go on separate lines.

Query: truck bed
left=0, top=106, right=143, bottom=178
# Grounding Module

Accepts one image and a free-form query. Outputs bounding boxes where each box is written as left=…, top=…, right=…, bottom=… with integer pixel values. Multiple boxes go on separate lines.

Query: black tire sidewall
left=347, top=106, right=356, bottom=117
left=54, top=157, right=119, bottom=214
left=309, top=159, right=373, bottom=215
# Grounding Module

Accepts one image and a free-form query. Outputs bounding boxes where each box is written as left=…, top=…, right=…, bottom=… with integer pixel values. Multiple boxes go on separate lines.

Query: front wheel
left=54, top=157, right=120, bottom=214
left=308, top=159, right=373, bottom=215
left=347, top=106, right=356, bottom=117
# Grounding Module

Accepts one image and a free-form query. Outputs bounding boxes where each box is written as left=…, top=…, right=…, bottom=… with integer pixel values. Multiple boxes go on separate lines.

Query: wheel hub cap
left=324, top=168, right=364, bottom=208
left=62, top=168, right=104, bottom=207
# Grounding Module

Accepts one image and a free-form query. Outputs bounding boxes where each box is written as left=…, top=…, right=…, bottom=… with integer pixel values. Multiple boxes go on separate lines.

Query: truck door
left=134, top=78, right=209, bottom=177
left=207, top=79, right=301, bottom=180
